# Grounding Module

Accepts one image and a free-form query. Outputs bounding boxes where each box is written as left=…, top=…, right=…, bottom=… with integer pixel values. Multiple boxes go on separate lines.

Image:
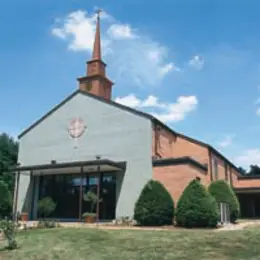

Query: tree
left=0, top=181, right=12, bottom=218
left=175, top=179, right=219, bottom=228
left=248, top=165, right=260, bottom=176
left=208, top=180, right=240, bottom=222
left=0, top=219, right=18, bottom=250
left=83, top=190, right=102, bottom=216
left=238, top=167, right=247, bottom=175
left=0, top=133, right=18, bottom=217
left=134, top=180, right=174, bottom=226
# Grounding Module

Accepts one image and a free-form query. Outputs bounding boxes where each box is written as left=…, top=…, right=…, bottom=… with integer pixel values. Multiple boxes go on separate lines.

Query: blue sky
left=1, top=0, right=260, bottom=168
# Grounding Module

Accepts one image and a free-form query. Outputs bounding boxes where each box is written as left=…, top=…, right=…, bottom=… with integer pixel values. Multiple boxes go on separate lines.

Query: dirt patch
left=216, top=220, right=260, bottom=231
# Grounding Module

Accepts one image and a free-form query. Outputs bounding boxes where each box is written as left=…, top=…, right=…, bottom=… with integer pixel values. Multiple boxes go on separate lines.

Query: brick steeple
left=77, top=9, right=113, bottom=100
left=92, top=10, right=101, bottom=60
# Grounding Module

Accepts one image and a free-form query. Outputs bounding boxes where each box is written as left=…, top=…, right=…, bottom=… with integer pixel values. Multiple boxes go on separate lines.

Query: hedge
left=208, top=180, right=240, bottom=222
left=134, top=180, right=174, bottom=226
left=175, top=179, right=219, bottom=228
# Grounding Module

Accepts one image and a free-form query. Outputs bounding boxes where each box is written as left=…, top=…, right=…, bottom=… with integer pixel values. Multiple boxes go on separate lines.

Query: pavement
left=15, top=219, right=260, bottom=232
left=216, top=220, right=260, bottom=231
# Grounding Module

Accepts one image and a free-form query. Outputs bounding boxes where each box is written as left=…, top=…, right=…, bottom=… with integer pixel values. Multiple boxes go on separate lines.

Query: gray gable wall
left=17, top=92, right=153, bottom=218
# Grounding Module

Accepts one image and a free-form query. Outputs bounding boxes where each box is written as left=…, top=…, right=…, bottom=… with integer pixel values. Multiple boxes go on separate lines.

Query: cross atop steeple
left=92, top=9, right=102, bottom=60
left=95, top=8, right=102, bottom=18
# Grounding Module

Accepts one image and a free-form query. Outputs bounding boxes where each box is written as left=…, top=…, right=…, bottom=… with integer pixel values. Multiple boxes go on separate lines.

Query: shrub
left=38, top=197, right=56, bottom=218
left=37, top=220, right=59, bottom=229
left=208, top=180, right=240, bottom=222
left=0, top=219, right=19, bottom=250
left=134, top=180, right=174, bottom=226
left=176, top=179, right=219, bottom=228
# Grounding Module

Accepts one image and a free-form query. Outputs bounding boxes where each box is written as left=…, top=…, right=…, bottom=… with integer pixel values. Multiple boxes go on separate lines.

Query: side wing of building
left=17, top=92, right=153, bottom=218
left=151, top=123, right=241, bottom=202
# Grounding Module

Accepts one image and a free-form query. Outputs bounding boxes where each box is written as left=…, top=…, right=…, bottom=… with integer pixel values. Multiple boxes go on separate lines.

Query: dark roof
left=10, top=159, right=126, bottom=172
left=237, top=175, right=260, bottom=180
left=235, top=187, right=260, bottom=192
left=17, top=89, right=241, bottom=174
left=153, top=156, right=207, bottom=173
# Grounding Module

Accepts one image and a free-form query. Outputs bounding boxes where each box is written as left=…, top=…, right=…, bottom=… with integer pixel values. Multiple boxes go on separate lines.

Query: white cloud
left=188, top=55, right=204, bottom=70
left=234, top=149, right=260, bottom=168
left=52, top=28, right=67, bottom=39
left=254, top=98, right=260, bottom=116
left=159, top=63, right=180, bottom=77
left=115, top=94, right=198, bottom=123
left=152, top=96, right=198, bottom=123
left=115, top=94, right=141, bottom=108
left=142, top=96, right=165, bottom=108
left=52, top=10, right=97, bottom=51
left=256, top=107, right=260, bottom=116
left=52, top=9, right=177, bottom=87
left=107, top=24, right=136, bottom=39
left=217, top=134, right=235, bottom=148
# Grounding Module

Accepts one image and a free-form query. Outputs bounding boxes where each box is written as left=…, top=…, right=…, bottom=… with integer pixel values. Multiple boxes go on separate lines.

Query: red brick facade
left=153, top=164, right=208, bottom=203
left=151, top=123, right=252, bottom=203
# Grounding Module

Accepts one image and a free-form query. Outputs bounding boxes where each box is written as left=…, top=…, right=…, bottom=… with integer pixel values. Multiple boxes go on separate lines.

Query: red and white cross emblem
left=68, top=117, right=86, bottom=139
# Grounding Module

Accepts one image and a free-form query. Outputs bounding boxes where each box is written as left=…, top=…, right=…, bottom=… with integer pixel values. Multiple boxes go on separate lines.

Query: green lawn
left=0, top=227, right=260, bottom=260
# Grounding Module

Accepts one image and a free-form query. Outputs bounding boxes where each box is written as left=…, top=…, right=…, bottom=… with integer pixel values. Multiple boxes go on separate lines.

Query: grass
left=0, top=227, right=260, bottom=260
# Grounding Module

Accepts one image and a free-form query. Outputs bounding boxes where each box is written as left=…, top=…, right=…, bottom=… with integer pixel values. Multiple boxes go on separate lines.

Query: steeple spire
left=77, top=8, right=114, bottom=100
left=92, top=9, right=102, bottom=60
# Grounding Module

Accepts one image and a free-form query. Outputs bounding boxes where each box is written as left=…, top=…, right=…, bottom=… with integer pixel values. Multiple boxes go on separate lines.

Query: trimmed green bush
left=176, top=179, right=219, bottom=228
left=134, top=180, right=174, bottom=226
left=208, top=180, right=240, bottom=222
left=38, top=197, right=56, bottom=218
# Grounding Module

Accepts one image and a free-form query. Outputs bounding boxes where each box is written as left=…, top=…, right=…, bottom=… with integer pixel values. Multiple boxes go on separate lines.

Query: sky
left=1, top=0, right=260, bottom=169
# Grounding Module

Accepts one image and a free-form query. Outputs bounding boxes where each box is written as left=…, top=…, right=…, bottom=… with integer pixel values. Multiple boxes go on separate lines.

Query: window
left=212, top=157, right=218, bottom=180
left=224, top=164, right=228, bottom=181
left=157, top=126, right=161, bottom=149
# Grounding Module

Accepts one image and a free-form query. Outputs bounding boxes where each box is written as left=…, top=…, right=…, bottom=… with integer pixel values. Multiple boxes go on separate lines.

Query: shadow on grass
left=0, top=246, right=19, bottom=252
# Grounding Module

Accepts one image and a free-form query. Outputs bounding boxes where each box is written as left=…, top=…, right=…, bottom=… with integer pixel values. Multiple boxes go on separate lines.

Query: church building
left=12, top=12, right=260, bottom=222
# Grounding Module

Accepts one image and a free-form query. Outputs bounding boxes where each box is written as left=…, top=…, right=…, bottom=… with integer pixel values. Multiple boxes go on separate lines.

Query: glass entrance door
left=81, top=173, right=116, bottom=221
left=81, top=175, right=99, bottom=218
left=100, top=174, right=116, bottom=220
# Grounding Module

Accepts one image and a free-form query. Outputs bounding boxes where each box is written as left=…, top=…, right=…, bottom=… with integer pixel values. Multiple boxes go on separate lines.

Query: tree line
left=0, top=133, right=18, bottom=218
left=238, top=165, right=260, bottom=176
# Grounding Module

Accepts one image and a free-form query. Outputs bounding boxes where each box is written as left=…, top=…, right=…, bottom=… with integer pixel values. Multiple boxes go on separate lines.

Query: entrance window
left=81, top=173, right=116, bottom=220
left=37, top=172, right=117, bottom=221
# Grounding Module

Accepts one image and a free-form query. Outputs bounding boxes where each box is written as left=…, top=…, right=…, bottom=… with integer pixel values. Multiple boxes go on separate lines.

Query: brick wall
left=152, top=126, right=176, bottom=158
left=153, top=164, right=209, bottom=203
left=234, top=178, right=260, bottom=188
left=232, top=175, right=260, bottom=188
left=151, top=123, right=258, bottom=195
left=173, top=136, right=209, bottom=165
left=152, top=125, right=208, bottom=165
